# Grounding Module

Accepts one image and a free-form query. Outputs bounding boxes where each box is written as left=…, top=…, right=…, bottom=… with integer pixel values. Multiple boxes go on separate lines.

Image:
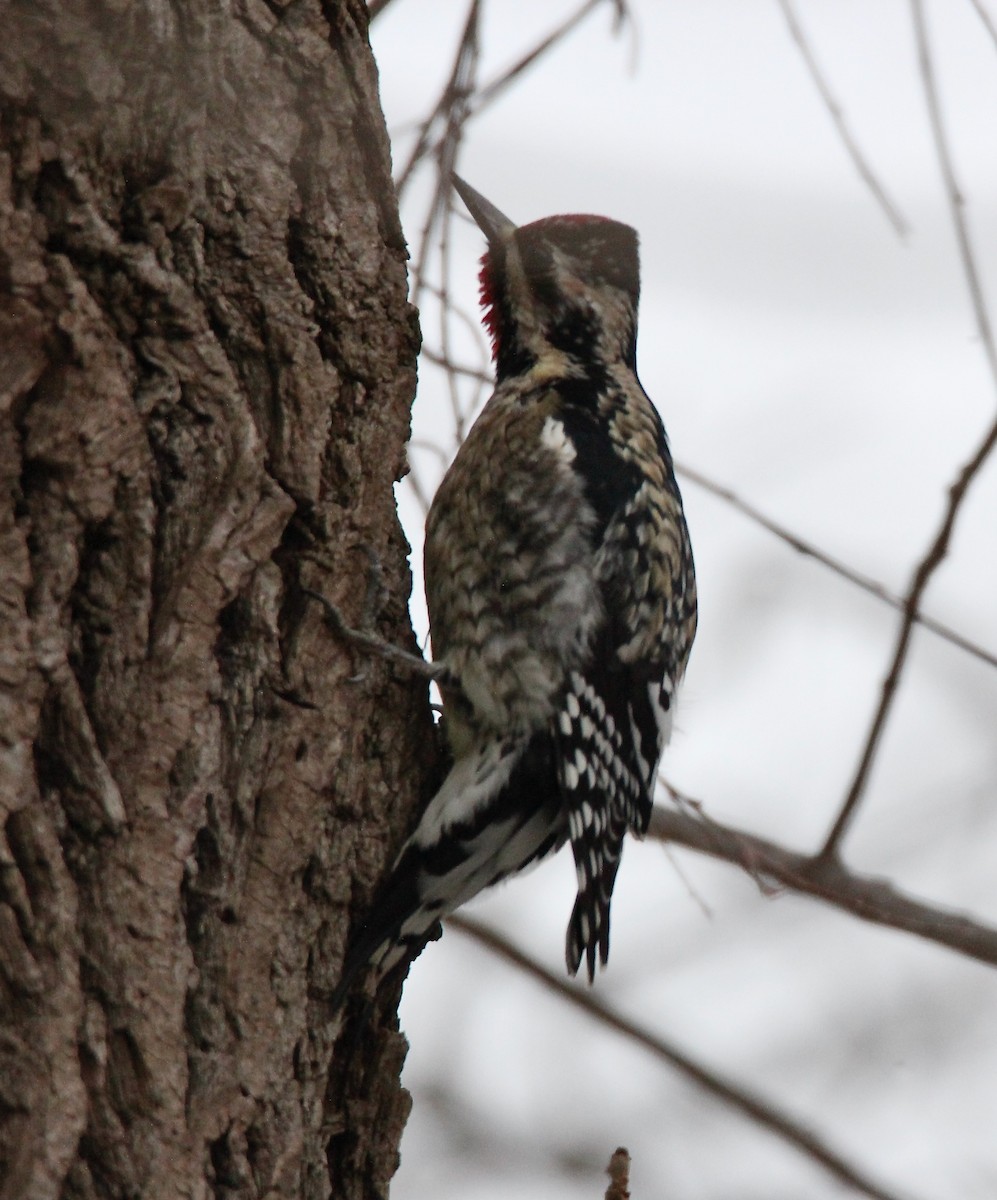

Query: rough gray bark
left=0, top=2, right=431, bottom=1197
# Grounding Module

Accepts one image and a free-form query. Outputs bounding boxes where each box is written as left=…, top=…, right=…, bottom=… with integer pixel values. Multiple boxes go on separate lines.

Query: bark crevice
left=1, top=3, right=428, bottom=1197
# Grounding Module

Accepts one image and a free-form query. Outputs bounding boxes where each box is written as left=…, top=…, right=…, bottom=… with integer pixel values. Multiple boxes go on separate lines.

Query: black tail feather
left=329, top=850, right=443, bottom=1011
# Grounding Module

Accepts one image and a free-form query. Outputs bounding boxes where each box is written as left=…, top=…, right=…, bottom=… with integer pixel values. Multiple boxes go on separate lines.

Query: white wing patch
left=540, top=415, right=577, bottom=465
left=413, top=738, right=520, bottom=849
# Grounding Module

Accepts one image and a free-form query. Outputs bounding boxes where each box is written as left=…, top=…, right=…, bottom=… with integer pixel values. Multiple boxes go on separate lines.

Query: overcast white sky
left=370, top=3, right=997, bottom=1197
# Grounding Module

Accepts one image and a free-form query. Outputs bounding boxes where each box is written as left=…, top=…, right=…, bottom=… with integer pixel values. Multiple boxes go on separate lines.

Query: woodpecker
left=334, top=177, right=696, bottom=1004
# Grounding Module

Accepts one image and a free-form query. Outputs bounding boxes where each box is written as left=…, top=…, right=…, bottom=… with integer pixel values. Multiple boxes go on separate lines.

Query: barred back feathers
left=333, top=177, right=696, bottom=1006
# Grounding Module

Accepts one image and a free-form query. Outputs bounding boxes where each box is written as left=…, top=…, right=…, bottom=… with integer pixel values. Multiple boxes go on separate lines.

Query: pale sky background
left=369, top=3, right=997, bottom=1197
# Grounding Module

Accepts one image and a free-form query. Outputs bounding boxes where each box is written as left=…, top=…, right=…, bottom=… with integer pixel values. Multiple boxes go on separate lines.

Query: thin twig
left=821, top=2, right=997, bottom=858
left=419, top=346, right=493, bottom=387
left=439, top=184, right=466, bottom=440
left=401, top=1, right=628, bottom=191
left=776, top=0, right=908, bottom=237
left=396, top=0, right=480, bottom=198
left=911, top=0, right=997, bottom=392
left=650, top=796, right=997, bottom=971
left=405, top=0, right=632, bottom=504
left=421, top=281, right=492, bottom=362
left=407, top=0, right=481, bottom=312
left=676, top=462, right=997, bottom=672
left=403, top=461, right=434, bottom=518
left=408, top=438, right=453, bottom=470
left=473, top=0, right=614, bottom=111
left=449, top=915, right=919, bottom=1200
left=967, top=0, right=997, bottom=52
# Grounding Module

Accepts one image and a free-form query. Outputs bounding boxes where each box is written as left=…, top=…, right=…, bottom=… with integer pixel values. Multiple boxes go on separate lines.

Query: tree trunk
left=0, top=2, right=429, bottom=1197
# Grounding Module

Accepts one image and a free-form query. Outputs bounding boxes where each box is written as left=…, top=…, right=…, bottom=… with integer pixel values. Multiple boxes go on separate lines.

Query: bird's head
left=453, top=176, right=640, bottom=381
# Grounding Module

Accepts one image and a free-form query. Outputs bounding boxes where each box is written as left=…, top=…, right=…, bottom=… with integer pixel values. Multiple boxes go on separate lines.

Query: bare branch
left=400, top=0, right=629, bottom=192
left=405, top=0, right=635, bottom=501
left=821, top=2, right=997, bottom=858
left=396, top=0, right=480, bottom=201
left=439, top=186, right=467, bottom=441
left=967, top=0, right=997, bottom=53
left=911, top=0, right=997, bottom=392
left=776, top=0, right=908, bottom=237
left=449, top=915, right=921, bottom=1200
left=402, top=458, right=434, bottom=518
left=408, top=437, right=454, bottom=470
left=676, top=461, right=997, bottom=672
left=419, top=346, right=493, bottom=387
left=406, top=3, right=481, bottom=300
left=473, top=0, right=627, bottom=114
left=651, top=794, right=997, bottom=971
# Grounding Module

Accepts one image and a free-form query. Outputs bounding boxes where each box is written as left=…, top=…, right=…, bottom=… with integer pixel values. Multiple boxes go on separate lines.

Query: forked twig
left=821, top=2, right=997, bottom=858
left=651, top=794, right=997, bottom=970
left=473, top=0, right=629, bottom=114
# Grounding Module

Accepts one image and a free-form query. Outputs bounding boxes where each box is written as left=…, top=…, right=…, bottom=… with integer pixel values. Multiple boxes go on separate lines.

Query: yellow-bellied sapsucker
left=336, top=177, right=696, bottom=1003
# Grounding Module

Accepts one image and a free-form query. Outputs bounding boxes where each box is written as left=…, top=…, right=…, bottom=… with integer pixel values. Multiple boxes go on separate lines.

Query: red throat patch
left=478, top=252, right=500, bottom=359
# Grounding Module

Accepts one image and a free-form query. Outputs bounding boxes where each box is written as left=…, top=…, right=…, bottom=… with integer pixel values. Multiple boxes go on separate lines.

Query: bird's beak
left=452, top=175, right=516, bottom=244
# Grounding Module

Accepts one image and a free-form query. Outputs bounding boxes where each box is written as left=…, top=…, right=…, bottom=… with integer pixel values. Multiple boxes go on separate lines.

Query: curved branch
left=650, top=801, right=997, bottom=970
left=449, top=915, right=920, bottom=1200
left=821, top=2, right=997, bottom=858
